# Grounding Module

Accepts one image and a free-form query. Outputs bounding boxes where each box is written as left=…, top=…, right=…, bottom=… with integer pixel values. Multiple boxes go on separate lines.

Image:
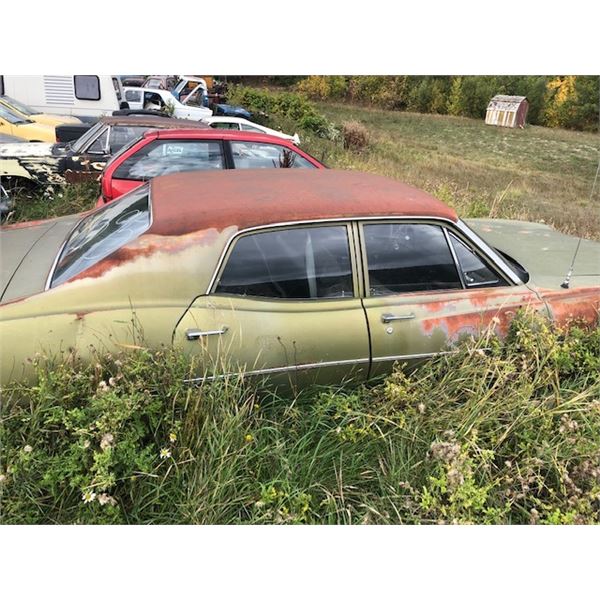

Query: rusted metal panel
left=148, top=170, right=459, bottom=236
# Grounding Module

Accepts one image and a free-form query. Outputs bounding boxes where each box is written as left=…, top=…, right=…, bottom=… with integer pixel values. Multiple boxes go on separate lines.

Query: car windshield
left=1, top=95, right=37, bottom=116
left=0, top=103, right=32, bottom=125
left=50, top=185, right=151, bottom=287
left=70, top=122, right=105, bottom=153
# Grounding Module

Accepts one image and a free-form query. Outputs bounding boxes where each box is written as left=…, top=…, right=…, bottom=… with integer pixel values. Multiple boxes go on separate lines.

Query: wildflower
left=475, top=349, right=486, bottom=357
left=417, top=402, right=426, bottom=414
left=169, top=432, right=177, bottom=443
left=23, top=445, right=33, bottom=454
left=0, top=474, right=6, bottom=484
left=244, top=434, right=254, bottom=443
left=160, top=448, right=172, bottom=459
left=504, top=460, right=512, bottom=468
left=83, top=440, right=91, bottom=449
left=82, top=490, right=96, bottom=504
left=430, top=441, right=461, bottom=463
left=97, top=380, right=109, bottom=393
left=97, top=493, right=117, bottom=507
left=100, top=433, right=114, bottom=451
left=108, top=377, right=116, bottom=387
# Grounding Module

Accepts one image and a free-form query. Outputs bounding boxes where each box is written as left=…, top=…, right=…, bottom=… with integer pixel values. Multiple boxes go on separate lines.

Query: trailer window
left=74, top=75, right=101, bottom=101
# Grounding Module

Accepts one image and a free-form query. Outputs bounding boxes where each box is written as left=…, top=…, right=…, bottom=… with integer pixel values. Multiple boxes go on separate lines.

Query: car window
left=0, top=103, right=30, bottom=124
left=363, top=223, right=462, bottom=295
left=125, top=89, right=142, bottom=103
left=113, top=139, right=225, bottom=180
left=210, top=122, right=239, bottom=130
left=448, top=232, right=503, bottom=287
left=109, top=125, right=154, bottom=153
left=240, top=124, right=264, bottom=133
left=51, top=186, right=151, bottom=287
left=87, top=128, right=109, bottom=154
left=230, top=141, right=316, bottom=169
left=215, top=226, right=354, bottom=299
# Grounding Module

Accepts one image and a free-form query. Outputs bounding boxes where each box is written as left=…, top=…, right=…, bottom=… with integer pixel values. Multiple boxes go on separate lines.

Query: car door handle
left=185, top=326, right=228, bottom=341
left=381, top=313, right=415, bottom=323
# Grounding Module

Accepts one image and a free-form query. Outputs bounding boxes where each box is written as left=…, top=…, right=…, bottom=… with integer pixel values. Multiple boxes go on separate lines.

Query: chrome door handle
left=381, top=313, right=415, bottom=324
left=185, top=326, right=228, bottom=341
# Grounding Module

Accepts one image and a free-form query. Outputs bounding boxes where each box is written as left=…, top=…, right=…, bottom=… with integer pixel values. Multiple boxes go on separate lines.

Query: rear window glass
left=51, top=186, right=151, bottom=287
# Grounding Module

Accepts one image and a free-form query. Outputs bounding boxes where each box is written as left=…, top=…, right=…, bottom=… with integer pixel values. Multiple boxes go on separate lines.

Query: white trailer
left=0, top=75, right=127, bottom=121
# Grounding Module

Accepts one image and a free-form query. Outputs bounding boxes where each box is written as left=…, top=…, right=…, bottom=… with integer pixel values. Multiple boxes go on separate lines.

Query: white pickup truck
left=123, top=85, right=212, bottom=121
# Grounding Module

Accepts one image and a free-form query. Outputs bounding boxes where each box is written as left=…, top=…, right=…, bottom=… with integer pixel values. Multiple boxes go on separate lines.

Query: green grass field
left=310, top=102, right=600, bottom=239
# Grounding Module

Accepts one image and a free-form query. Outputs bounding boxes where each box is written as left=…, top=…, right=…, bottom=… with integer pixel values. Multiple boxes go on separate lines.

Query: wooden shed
left=485, top=95, right=529, bottom=128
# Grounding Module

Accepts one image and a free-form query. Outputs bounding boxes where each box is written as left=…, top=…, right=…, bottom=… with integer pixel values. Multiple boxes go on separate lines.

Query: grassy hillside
left=309, top=103, right=600, bottom=239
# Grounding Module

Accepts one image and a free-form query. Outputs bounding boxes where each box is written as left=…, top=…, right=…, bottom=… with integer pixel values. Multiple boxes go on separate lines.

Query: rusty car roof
left=99, top=115, right=209, bottom=128
left=148, top=170, right=458, bottom=236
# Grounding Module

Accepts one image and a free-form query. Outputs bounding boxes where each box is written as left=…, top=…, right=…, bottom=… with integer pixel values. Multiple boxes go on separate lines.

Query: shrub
left=341, top=120, right=370, bottom=151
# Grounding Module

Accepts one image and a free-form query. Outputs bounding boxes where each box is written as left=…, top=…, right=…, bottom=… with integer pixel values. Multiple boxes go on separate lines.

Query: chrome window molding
left=206, top=216, right=523, bottom=297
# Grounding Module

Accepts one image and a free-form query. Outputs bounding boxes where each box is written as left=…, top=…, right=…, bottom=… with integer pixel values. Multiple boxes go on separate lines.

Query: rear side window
left=363, top=223, right=462, bottom=295
left=113, top=139, right=225, bottom=180
left=215, top=226, right=354, bottom=299
left=230, top=141, right=315, bottom=169
left=74, top=75, right=101, bottom=101
left=51, top=186, right=150, bottom=287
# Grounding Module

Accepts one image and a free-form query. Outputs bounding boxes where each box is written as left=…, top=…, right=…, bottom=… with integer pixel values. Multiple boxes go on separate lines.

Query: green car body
left=1, top=170, right=599, bottom=388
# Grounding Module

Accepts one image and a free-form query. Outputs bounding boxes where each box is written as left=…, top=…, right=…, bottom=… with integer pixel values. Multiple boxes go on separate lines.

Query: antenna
left=561, top=99, right=600, bottom=289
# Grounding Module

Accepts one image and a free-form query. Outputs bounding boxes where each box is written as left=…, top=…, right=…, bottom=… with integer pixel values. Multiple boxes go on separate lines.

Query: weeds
left=1, top=313, right=599, bottom=524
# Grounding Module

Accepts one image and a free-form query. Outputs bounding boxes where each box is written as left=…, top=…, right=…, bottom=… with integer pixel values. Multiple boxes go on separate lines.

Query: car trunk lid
left=0, top=215, right=81, bottom=303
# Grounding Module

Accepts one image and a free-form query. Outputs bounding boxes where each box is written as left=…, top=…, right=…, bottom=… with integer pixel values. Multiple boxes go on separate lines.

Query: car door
left=359, top=220, right=547, bottom=378
left=107, top=138, right=227, bottom=201
left=173, top=223, right=370, bottom=388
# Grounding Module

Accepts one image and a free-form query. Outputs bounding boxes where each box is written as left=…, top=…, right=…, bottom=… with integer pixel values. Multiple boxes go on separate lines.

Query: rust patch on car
left=540, top=287, right=600, bottom=327
left=68, top=227, right=223, bottom=283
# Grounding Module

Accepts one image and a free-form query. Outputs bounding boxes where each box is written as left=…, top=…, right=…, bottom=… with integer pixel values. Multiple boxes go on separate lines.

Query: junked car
left=96, top=129, right=323, bottom=205
left=203, top=116, right=301, bottom=144
left=0, top=115, right=208, bottom=203
left=1, top=170, right=598, bottom=389
left=0, top=95, right=82, bottom=128
left=123, top=87, right=212, bottom=120
left=0, top=103, right=56, bottom=143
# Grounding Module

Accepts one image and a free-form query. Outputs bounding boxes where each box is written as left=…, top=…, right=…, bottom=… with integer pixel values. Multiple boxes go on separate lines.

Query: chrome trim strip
left=443, top=227, right=467, bottom=288
left=184, top=356, right=371, bottom=383
left=371, top=350, right=456, bottom=363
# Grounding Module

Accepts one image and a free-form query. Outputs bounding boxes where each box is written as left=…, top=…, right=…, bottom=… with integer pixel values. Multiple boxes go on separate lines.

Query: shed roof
left=487, top=95, right=528, bottom=111
left=148, top=169, right=458, bottom=236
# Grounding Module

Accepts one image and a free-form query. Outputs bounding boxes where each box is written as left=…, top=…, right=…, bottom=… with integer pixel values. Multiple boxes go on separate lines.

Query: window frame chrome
left=205, top=216, right=523, bottom=299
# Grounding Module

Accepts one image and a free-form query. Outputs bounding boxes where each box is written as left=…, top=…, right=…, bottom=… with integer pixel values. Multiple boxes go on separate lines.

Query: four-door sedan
left=1, top=170, right=598, bottom=389
left=96, top=129, right=324, bottom=205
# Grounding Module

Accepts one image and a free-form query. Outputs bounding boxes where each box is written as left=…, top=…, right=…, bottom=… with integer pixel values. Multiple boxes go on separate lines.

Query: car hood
left=467, top=219, right=600, bottom=289
left=0, top=142, right=55, bottom=158
left=0, top=215, right=81, bottom=303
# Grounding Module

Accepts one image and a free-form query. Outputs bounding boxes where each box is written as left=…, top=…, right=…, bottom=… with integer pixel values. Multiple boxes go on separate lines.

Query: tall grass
left=2, top=313, right=599, bottom=524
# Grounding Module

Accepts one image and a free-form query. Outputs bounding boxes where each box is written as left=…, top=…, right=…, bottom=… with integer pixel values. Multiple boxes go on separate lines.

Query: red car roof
left=148, top=169, right=458, bottom=236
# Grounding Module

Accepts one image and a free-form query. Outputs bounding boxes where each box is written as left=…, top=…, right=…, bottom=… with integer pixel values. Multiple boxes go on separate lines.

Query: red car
left=97, top=129, right=324, bottom=206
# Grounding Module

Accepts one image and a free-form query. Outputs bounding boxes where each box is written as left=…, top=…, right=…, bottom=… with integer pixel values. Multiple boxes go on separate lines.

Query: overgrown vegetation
left=1, top=313, right=599, bottom=524
left=294, top=76, right=599, bottom=132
